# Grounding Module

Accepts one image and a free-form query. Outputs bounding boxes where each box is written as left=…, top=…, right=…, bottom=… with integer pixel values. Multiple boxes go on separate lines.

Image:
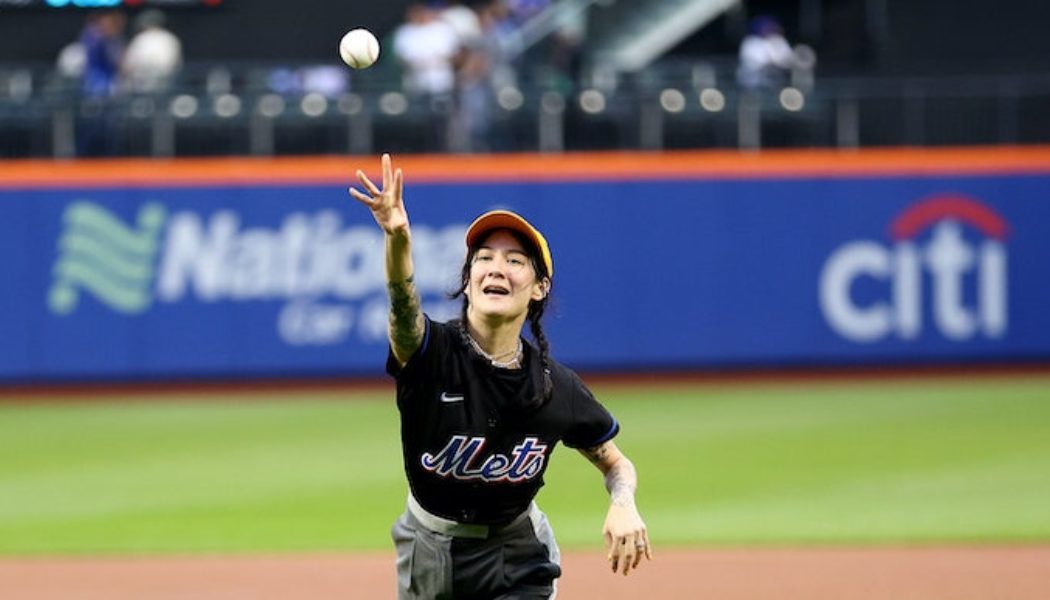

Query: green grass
left=1, top=375, right=1049, bottom=556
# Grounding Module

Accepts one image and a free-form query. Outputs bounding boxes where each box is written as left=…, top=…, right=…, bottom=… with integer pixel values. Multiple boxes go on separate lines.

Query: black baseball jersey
left=387, top=316, right=619, bottom=525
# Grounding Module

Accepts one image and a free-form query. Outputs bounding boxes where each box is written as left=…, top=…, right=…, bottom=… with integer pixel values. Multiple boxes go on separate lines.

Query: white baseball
left=339, top=28, right=380, bottom=69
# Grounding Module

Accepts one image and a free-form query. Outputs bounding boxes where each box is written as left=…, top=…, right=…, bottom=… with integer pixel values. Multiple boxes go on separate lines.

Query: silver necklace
left=467, top=333, right=523, bottom=369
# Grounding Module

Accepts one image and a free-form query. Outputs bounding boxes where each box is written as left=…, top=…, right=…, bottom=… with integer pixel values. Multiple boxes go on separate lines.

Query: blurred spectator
left=75, top=10, right=126, bottom=157
left=506, top=0, right=549, bottom=25
left=266, top=64, right=348, bottom=98
left=471, top=0, right=519, bottom=86
left=299, top=66, right=349, bottom=98
left=544, top=4, right=586, bottom=93
left=393, top=2, right=461, bottom=150
left=393, top=3, right=460, bottom=98
left=440, top=0, right=483, bottom=46
left=447, top=0, right=502, bottom=152
left=737, top=15, right=797, bottom=90
left=55, top=40, right=86, bottom=80
left=122, top=9, right=182, bottom=93
left=79, top=10, right=126, bottom=98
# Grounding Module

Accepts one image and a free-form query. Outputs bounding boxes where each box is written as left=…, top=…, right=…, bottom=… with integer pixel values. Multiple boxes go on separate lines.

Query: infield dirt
left=3, top=546, right=1049, bottom=599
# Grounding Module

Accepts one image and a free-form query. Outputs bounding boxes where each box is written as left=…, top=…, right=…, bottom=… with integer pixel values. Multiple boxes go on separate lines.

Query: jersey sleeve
left=562, top=372, right=620, bottom=449
left=385, top=315, right=446, bottom=379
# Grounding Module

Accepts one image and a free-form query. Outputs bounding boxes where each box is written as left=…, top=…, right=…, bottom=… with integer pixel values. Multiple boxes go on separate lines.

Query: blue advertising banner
left=1, top=159, right=1049, bottom=381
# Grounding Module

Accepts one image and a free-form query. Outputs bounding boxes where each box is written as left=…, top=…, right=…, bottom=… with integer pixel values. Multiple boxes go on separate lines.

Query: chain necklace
left=466, top=333, right=523, bottom=369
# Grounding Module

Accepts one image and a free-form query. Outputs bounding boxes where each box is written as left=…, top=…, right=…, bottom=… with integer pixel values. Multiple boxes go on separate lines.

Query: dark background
left=1, top=0, right=1047, bottom=73
left=0, top=0, right=412, bottom=63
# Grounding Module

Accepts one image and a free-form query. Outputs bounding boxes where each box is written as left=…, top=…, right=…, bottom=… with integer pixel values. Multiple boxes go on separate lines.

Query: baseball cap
left=465, top=210, right=553, bottom=278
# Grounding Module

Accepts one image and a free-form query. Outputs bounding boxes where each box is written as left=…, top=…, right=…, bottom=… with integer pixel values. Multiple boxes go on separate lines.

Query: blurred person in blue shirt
left=75, top=10, right=127, bottom=157
left=79, top=10, right=126, bottom=98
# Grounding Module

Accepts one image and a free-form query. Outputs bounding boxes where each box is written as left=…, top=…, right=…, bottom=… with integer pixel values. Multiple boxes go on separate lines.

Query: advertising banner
left=2, top=150, right=1048, bottom=381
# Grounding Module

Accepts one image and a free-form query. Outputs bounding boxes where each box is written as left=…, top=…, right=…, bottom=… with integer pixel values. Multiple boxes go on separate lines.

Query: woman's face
left=466, top=230, right=547, bottom=323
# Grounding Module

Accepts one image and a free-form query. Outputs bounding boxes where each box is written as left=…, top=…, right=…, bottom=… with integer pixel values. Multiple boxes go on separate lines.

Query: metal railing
left=2, top=59, right=1049, bottom=159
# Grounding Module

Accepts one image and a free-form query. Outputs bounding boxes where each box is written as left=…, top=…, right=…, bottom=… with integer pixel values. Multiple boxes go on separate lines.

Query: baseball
left=339, top=28, right=380, bottom=69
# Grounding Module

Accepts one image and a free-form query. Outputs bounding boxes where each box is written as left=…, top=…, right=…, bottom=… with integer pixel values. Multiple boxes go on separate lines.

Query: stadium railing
left=2, top=58, right=1049, bottom=158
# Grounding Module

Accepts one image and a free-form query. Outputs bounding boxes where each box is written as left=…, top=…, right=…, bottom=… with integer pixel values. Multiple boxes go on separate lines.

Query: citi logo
left=819, top=194, right=1008, bottom=343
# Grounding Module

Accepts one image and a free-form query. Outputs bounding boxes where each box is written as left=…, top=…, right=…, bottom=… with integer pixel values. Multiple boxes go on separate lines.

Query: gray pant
left=391, top=499, right=561, bottom=600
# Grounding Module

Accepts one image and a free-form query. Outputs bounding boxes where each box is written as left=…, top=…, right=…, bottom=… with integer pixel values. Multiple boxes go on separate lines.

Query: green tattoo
left=388, top=275, right=423, bottom=354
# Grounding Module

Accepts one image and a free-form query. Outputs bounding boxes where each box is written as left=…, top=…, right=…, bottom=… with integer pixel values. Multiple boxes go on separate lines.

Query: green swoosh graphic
left=63, top=202, right=165, bottom=256
left=49, top=258, right=152, bottom=314
left=58, top=232, right=155, bottom=283
left=50, top=201, right=166, bottom=315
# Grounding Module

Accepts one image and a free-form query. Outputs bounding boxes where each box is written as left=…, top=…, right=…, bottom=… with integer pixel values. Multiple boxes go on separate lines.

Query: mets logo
left=421, top=435, right=549, bottom=483
left=819, top=194, right=1008, bottom=343
left=49, top=201, right=167, bottom=315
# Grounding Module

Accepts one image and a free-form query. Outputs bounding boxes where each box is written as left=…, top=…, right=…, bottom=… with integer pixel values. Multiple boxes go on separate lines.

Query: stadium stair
left=585, top=0, right=740, bottom=72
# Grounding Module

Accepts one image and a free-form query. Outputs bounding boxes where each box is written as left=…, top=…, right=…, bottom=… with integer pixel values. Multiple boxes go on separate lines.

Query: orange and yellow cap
left=465, top=210, right=553, bottom=278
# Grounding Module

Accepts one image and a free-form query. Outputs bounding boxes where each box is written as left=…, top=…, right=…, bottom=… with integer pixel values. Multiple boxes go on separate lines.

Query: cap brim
left=465, top=210, right=553, bottom=278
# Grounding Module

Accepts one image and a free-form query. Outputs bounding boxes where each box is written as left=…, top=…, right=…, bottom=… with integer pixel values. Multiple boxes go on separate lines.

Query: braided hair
left=451, top=228, right=553, bottom=407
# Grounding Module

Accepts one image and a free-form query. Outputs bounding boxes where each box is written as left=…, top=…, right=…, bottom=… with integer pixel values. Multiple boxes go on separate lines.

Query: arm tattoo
left=582, top=443, right=610, bottom=466
left=605, top=459, right=638, bottom=508
left=388, top=275, right=423, bottom=356
left=583, top=443, right=638, bottom=507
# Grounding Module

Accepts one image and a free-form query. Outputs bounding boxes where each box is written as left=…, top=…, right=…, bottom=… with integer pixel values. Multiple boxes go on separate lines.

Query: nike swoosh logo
left=440, top=392, right=464, bottom=403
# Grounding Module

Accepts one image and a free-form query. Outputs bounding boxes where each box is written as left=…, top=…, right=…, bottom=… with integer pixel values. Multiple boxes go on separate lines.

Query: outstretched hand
left=604, top=502, right=652, bottom=576
left=349, top=153, right=407, bottom=235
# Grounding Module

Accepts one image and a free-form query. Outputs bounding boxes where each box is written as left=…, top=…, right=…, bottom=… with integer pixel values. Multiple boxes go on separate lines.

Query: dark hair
left=450, top=228, right=553, bottom=406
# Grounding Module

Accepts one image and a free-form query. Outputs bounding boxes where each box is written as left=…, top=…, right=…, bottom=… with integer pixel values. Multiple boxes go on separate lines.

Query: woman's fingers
left=606, top=529, right=650, bottom=576
left=351, top=156, right=407, bottom=236
left=356, top=169, right=382, bottom=197
left=395, top=168, right=404, bottom=205
left=621, top=534, right=637, bottom=575
left=608, top=534, right=637, bottom=575
left=631, top=539, right=644, bottom=570
left=348, top=187, right=375, bottom=206
left=381, top=153, right=392, bottom=191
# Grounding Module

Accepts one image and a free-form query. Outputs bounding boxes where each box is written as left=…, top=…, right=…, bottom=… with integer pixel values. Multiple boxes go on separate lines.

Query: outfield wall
left=2, top=148, right=1049, bottom=382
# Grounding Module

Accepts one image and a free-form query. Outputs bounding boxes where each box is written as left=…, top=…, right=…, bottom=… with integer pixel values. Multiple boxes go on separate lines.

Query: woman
left=350, top=154, right=651, bottom=599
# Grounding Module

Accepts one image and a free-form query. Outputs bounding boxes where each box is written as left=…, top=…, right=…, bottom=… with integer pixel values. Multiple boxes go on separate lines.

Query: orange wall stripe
left=2, top=147, right=1050, bottom=188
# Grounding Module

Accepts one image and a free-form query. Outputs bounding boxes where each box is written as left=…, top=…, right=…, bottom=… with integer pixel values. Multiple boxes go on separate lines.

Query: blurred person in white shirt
left=737, top=15, right=797, bottom=90
left=441, top=0, right=483, bottom=46
left=393, top=2, right=462, bottom=151
left=393, top=2, right=460, bottom=97
left=123, top=9, right=182, bottom=93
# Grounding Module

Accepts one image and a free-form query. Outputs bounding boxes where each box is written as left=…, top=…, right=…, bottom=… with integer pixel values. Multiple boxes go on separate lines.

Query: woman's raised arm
left=349, top=153, right=424, bottom=365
